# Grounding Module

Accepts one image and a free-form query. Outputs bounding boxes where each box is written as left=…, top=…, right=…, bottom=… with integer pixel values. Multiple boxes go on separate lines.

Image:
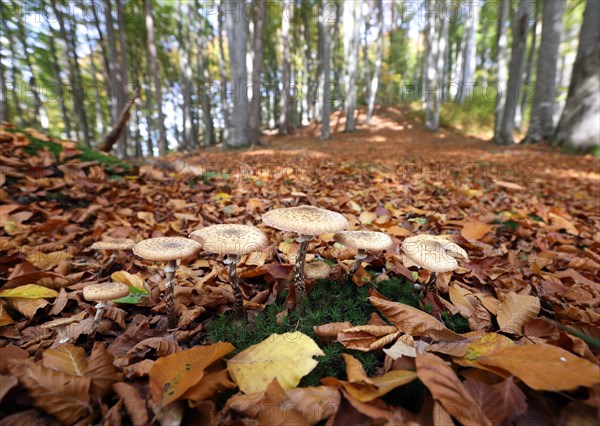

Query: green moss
left=374, top=277, right=420, bottom=308
left=441, top=312, right=470, bottom=334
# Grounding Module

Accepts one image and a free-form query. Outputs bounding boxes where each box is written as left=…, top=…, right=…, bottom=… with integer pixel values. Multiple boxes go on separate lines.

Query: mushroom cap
left=82, top=282, right=130, bottom=302
left=262, top=206, right=348, bottom=236
left=41, top=317, right=78, bottom=329
left=304, top=261, right=331, bottom=280
left=189, top=224, right=268, bottom=256
left=90, top=239, right=135, bottom=251
left=133, top=237, right=201, bottom=261
left=401, top=235, right=469, bottom=273
left=334, top=231, right=393, bottom=251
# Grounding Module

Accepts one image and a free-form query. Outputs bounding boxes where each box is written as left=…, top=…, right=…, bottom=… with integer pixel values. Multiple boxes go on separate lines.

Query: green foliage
left=439, top=91, right=496, bottom=135
left=441, top=312, right=470, bottom=334
left=374, top=277, right=421, bottom=309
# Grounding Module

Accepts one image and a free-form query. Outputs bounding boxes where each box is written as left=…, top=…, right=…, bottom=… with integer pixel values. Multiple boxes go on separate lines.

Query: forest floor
left=0, top=108, right=599, bottom=425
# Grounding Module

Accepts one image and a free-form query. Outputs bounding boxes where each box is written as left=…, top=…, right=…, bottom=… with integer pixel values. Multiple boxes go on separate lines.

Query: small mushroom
left=133, top=237, right=201, bottom=328
left=189, top=224, right=268, bottom=318
left=262, top=206, right=348, bottom=299
left=304, top=261, right=331, bottom=280
left=334, top=231, right=393, bottom=282
left=41, top=317, right=79, bottom=345
left=82, top=282, right=130, bottom=333
left=90, top=239, right=135, bottom=278
left=401, top=235, right=468, bottom=289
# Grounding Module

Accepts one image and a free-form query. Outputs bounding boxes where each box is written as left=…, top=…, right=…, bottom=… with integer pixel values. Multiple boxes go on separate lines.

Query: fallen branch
left=98, top=87, right=141, bottom=152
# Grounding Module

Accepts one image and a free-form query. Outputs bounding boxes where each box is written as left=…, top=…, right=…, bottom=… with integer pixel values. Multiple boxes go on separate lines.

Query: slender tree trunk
left=319, top=0, right=332, bottom=140
left=494, top=1, right=530, bottom=145
left=517, top=14, right=539, bottom=131
left=49, top=27, right=72, bottom=137
left=493, top=0, right=510, bottom=137
left=525, top=0, right=566, bottom=143
left=278, top=2, right=292, bottom=135
left=301, top=2, right=313, bottom=124
left=145, top=0, right=167, bottom=154
left=553, top=0, right=600, bottom=150
left=91, top=3, right=112, bottom=98
left=224, top=0, right=249, bottom=147
left=343, top=0, right=361, bottom=132
left=367, top=0, right=383, bottom=124
left=424, top=0, right=448, bottom=132
left=5, top=27, right=23, bottom=126
left=116, top=0, right=130, bottom=156
left=144, top=35, right=155, bottom=156
left=0, top=35, right=7, bottom=123
left=195, top=0, right=215, bottom=146
left=103, top=0, right=119, bottom=125
left=248, top=0, right=265, bottom=144
left=175, top=0, right=194, bottom=150
left=217, top=1, right=230, bottom=142
left=458, top=0, right=479, bottom=102
left=85, top=32, right=104, bottom=141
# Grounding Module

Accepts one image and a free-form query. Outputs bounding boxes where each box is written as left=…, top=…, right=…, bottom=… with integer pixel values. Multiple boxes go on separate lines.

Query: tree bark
left=195, top=0, right=215, bottom=146
left=116, top=0, right=130, bottom=156
left=343, top=1, right=361, bottom=132
left=0, top=31, right=7, bottom=123
left=517, top=15, right=538, bottom=131
left=458, top=0, right=479, bottom=102
left=248, top=0, right=265, bottom=144
left=423, top=0, right=448, bottom=132
left=144, top=0, right=167, bottom=155
left=493, top=0, right=510, bottom=137
left=524, top=0, right=565, bottom=143
left=99, top=88, right=140, bottom=152
left=175, top=0, right=194, bottom=151
left=49, top=24, right=72, bottom=137
left=225, top=0, right=249, bottom=147
left=217, top=1, right=230, bottom=143
left=85, top=31, right=103, bottom=141
left=494, top=1, right=530, bottom=145
left=553, top=0, right=600, bottom=150
left=5, top=27, right=23, bottom=126
left=278, top=2, right=292, bottom=135
left=366, top=0, right=383, bottom=124
left=319, top=0, right=332, bottom=140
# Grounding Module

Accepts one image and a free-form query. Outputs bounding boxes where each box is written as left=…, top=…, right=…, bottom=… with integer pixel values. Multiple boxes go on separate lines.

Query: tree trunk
left=195, top=0, right=215, bottom=146
left=278, top=3, right=291, bottom=135
left=423, top=0, right=448, bottom=132
left=343, top=1, right=361, bottom=132
left=553, top=0, right=600, bottom=150
left=458, top=0, right=479, bottom=102
left=116, top=0, right=130, bottom=156
left=224, top=0, right=249, bottom=147
left=524, top=0, right=565, bottom=143
left=99, top=88, right=140, bottom=152
left=217, top=1, right=230, bottom=142
left=248, top=0, right=265, bottom=144
left=367, top=0, right=383, bottom=124
left=5, top=27, right=23, bottom=126
left=85, top=31, right=104, bottom=141
left=0, top=32, right=7, bottom=123
left=144, top=0, right=167, bottom=155
left=49, top=25, right=72, bottom=137
left=175, top=0, right=194, bottom=150
left=494, top=1, right=530, bottom=145
left=517, top=12, right=539, bottom=131
left=103, top=0, right=119, bottom=124
left=319, top=0, right=332, bottom=140
left=301, top=2, right=313, bottom=124
left=493, top=0, right=510, bottom=137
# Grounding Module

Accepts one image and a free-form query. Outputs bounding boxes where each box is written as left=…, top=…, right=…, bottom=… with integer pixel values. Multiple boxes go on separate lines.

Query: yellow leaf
left=227, top=332, right=324, bottom=394
left=478, top=344, right=600, bottom=391
left=496, top=292, right=540, bottom=335
left=42, top=344, right=87, bottom=376
left=150, top=342, right=234, bottom=407
left=111, top=271, right=147, bottom=291
left=0, top=284, right=59, bottom=299
left=213, top=192, right=232, bottom=203
left=26, top=250, right=70, bottom=269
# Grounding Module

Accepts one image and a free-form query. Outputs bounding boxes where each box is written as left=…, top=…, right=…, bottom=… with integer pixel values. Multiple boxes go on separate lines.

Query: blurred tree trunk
left=493, top=0, right=510, bottom=137
left=423, top=0, right=448, bottom=132
left=144, top=0, right=167, bottom=155
left=0, top=34, right=7, bottom=123
left=494, top=1, right=530, bottom=145
left=5, top=27, right=23, bottom=127
left=85, top=32, right=104, bottom=140
left=319, top=0, right=332, bottom=140
left=367, top=0, right=383, bottom=124
left=175, top=0, right=194, bottom=150
left=103, top=0, right=119, bottom=125
left=278, top=3, right=291, bottom=135
left=553, top=0, right=600, bottom=150
left=225, top=0, right=249, bottom=147
left=116, top=0, right=130, bottom=156
left=217, top=1, right=230, bottom=143
left=51, top=0, right=90, bottom=146
left=144, top=46, right=155, bottom=156
left=49, top=26, right=72, bottom=138
left=458, top=0, right=479, bottom=102
left=249, top=0, right=265, bottom=144
left=194, top=0, right=215, bottom=146
left=517, top=12, right=539, bottom=131
left=524, top=0, right=565, bottom=143
left=343, top=0, right=360, bottom=132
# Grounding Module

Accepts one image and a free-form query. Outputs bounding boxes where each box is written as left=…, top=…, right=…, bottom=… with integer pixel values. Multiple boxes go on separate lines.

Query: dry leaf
left=86, top=342, right=119, bottom=400
left=0, top=284, right=58, bottom=299
left=227, top=332, right=324, bottom=394
left=182, top=369, right=237, bottom=405
left=461, top=221, right=494, bottom=240
left=111, top=271, right=147, bottom=291
left=448, top=284, right=478, bottom=318
left=42, top=344, right=87, bottom=376
left=9, top=298, right=48, bottom=318
left=150, top=342, right=234, bottom=406
left=496, top=292, right=540, bottom=335
left=0, top=303, right=15, bottom=327
left=313, top=321, right=353, bottom=342
left=113, top=382, right=148, bottom=426
left=383, top=334, right=417, bottom=359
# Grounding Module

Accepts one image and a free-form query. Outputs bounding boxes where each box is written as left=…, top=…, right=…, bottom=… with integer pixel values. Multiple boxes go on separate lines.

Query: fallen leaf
left=150, top=342, right=234, bottom=406
left=111, top=271, right=147, bottom=291
left=448, top=284, right=478, bottom=318
left=0, top=303, right=15, bottom=326
left=42, top=344, right=87, bottom=376
left=85, top=342, right=119, bottom=400
left=478, top=343, right=600, bottom=391
left=496, top=292, right=540, bottom=335
left=9, top=298, right=49, bottom=318
left=113, top=382, right=148, bottom=426
left=182, top=369, right=237, bottom=405
left=461, top=221, right=494, bottom=240
left=0, top=374, right=18, bottom=403
left=313, top=321, right=353, bottom=342
left=383, top=334, right=417, bottom=359
left=0, top=284, right=58, bottom=299
left=227, top=332, right=324, bottom=394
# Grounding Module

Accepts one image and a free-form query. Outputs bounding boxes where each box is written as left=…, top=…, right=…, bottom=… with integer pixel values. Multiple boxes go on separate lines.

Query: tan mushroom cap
left=133, top=237, right=201, bottom=261
left=83, top=282, right=130, bottom=302
left=41, top=317, right=78, bottom=329
left=189, top=224, right=268, bottom=256
left=262, top=206, right=348, bottom=236
left=334, top=231, right=393, bottom=251
left=304, top=262, right=331, bottom=280
left=401, top=235, right=469, bottom=273
left=90, top=239, right=135, bottom=251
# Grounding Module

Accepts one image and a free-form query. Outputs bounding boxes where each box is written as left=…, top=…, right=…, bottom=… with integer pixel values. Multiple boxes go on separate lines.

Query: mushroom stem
left=164, top=259, right=178, bottom=329
left=92, top=301, right=109, bottom=332
left=293, top=235, right=311, bottom=299
left=224, top=255, right=243, bottom=318
left=344, top=249, right=368, bottom=283
left=426, top=272, right=437, bottom=292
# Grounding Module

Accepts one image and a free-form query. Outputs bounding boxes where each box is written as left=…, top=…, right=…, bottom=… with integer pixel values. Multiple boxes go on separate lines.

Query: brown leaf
left=126, top=337, right=181, bottom=360
left=85, top=342, right=119, bottom=400
left=448, top=284, right=478, bottom=318
left=182, top=369, right=237, bottom=405
left=0, top=346, right=29, bottom=374
left=313, top=321, right=353, bottom=342
left=491, top=377, right=527, bottom=424
left=369, top=295, right=465, bottom=341
left=123, top=360, right=155, bottom=379
left=9, top=298, right=48, bottom=318
left=0, top=374, right=18, bottom=403
left=113, top=382, right=148, bottom=426
left=462, top=378, right=505, bottom=426
left=102, top=399, right=123, bottom=426
left=461, top=221, right=494, bottom=240
left=478, top=343, right=600, bottom=391
left=496, top=292, right=540, bottom=335
left=9, top=359, right=91, bottom=424
left=42, top=344, right=87, bottom=376
left=468, top=303, right=493, bottom=332
left=0, top=302, right=15, bottom=327
left=416, top=353, right=491, bottom=426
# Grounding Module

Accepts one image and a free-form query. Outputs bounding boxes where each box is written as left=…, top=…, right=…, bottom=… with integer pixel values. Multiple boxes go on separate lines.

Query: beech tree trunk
left=366, top=0, right=383, bottom=124
left=343, top=1, right=361, bottom=132
left=423, top=0, right=448, bottom=132
left=517, top=16, right=538, bottom=131
left=458, top=0, right=479, bottom=102
left=553, top=0, right=600, bottom=150
left=248, top=0, right=265, bottom=144
left=524, top=0, right=565, bottom=143
left=278, top=3, right=292, bottom=135
left=493, top=0, right=510, bottom=137
left=116, top=0, right=130, bottom=156
left=319, top=0, right=332, bottom=140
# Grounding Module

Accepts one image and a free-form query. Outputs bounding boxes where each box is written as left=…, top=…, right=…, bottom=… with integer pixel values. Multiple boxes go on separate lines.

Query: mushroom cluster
left=77, top=204, right=468, bottom=332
